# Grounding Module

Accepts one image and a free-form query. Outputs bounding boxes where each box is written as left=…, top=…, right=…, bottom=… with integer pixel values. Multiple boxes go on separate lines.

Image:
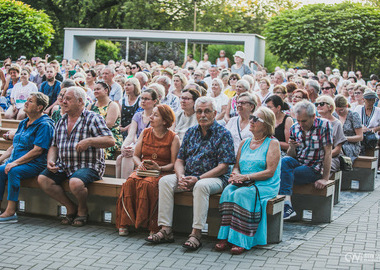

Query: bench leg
left=267, top=210, right=283, bottom=244
left=333, top=172, right=341, bottom=205
left=358, top=168, right=375, bottom=191
left=341, top=171, right=353, bottom=190
left=291, top=193, right=334, bottom=223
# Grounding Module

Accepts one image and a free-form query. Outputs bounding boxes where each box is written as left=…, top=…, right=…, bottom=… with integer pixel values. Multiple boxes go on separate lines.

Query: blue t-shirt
left=39, top=80, right=61, bottom=107
left=178, top=121, right=236, bottom=186
left=10, top=115, right=55, bottom=168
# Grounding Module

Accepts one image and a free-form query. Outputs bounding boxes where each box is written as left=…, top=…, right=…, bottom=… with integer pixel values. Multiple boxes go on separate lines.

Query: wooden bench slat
left=293, top=180, right=334, bottom=197
left=354, top=156, right=378, bottom=169
left=1, top=119, right=21, bottom=129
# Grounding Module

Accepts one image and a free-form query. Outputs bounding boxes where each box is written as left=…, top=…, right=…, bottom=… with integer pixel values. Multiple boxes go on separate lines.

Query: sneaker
left=283, top=205, right=296, bottom=220
left=0, top=214, right=18, bottom=223
left=118, top=227, right=129, bottom=236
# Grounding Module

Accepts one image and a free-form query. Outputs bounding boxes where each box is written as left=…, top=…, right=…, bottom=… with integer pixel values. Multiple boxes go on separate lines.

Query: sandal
left=118, top=227, right=129, bottom=236
left=60, top=213, right=76, bottom=225
left=182, top=234, right=202, bottom=251
left=72, top=215, right=88, bottom=227
left=230, top=245, right=246, bottom=255
left=145, top=228, right=174, bottom=244
left=215, top=239, right=230, bottom=251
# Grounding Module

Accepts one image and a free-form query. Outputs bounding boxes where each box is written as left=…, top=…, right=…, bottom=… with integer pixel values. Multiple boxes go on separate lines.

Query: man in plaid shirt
left=279, top=100, right=333, bottom=220
left=38, top=87, right=115, bottom=227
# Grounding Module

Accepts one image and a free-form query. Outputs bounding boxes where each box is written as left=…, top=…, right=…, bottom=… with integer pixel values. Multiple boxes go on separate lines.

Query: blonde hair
left=257, top=106, right=276, bottom=136
left=173, top=73, right=188, bottom=89
left=316, top=95, right=335, bottom=112
left=126, top=77, right=141, bottom=96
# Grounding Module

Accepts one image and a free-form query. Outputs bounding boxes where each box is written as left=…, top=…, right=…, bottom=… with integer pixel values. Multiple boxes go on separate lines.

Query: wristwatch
left=196, top=176, right=201, bottom=181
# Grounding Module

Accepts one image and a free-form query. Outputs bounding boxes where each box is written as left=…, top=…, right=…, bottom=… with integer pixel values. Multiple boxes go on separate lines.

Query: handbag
left=339, top=155, right=353, bottom=171
left=233, top=180, right=262, bottom=223
left=363, top=131, right=379, bottom=149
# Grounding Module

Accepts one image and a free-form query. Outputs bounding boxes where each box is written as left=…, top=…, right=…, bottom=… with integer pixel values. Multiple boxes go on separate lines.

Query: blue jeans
left=0, top=162, right=44, bottom=202
left=279, top=156, right=322, bottom=196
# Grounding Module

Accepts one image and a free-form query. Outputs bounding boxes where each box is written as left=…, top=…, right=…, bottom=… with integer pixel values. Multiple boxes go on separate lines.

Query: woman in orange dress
left=116, top=105, right=180, bottom=237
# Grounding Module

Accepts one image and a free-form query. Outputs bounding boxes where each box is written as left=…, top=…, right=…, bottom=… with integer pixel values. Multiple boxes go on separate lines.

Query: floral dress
left=91, top=101, right=123, bottom=159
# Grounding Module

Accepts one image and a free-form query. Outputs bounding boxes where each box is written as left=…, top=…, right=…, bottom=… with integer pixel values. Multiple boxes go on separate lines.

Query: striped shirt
left=53, top=109, right=113, bottom=177
left=290, top=117, right=332, bottom=174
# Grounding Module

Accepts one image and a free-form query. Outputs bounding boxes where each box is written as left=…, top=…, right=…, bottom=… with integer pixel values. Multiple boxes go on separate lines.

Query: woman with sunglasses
left=172, top=88, right=200, bottom=143
left=333, top=95, right=362, bottom=163
left=321, top=81, right=336, bottom=98
left=215, top=107, right=281, bottom=255
left=88, top=81, right=123, bottom=160
left=265, top=95, right=293, bottom=156
left=116, top=88, right=159, bottom=178
left=350, top=85, right=365, bottom=111
left=131, top=63, right=142, bottom=76
left=223, top=73, right=241, bottom=98
left=225, top=92, right=257, bottom=156
left=315, top=95, right=346, bottom=174
left=224, top=79, right=251, bottom=124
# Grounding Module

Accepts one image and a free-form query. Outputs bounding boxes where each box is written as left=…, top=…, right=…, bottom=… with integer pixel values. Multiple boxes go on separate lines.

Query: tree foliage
left=265, top=2, right=380, bottom=71
left=95, top=40, right=121, bottom=63
left=0, top=0, right=54, bottom=59
left=21, top=0, right=299, bottom=57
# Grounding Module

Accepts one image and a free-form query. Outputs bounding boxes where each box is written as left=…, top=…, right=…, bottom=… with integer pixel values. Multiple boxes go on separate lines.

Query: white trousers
left=158, top=174, right=224, bottom=230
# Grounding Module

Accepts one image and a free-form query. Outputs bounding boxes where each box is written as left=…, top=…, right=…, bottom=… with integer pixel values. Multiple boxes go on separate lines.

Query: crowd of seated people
left=0, top=53, right=379, bottom=255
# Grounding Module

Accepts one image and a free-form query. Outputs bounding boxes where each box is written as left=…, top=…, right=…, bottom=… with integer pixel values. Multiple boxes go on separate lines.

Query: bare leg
left=16, top=108, right=26, bottom=120
left=0, top=201, right=17, bottom=217
left=121, top=156, right=134, bottom=179
left=68, top=178, right=88, bottom=217
left=37, top=175, right=77, bottom=215
left=116, top=154, right=122, bottom=178
left=4, top=107, right=16, bottom=119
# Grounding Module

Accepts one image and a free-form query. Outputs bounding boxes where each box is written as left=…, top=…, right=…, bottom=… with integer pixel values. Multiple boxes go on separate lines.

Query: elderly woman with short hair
left=215, top=107, right=281, bottom=255
left=333, top=95, right=362, bottom=163
left=210, top=78, right=229, bottom=121
left=0, top=93, right=54, bottom=223
left=224, top=79, right=250, bottom=124
left=315, top=95, right=346, bottom=173
left=225, top=92, right=257, bottom=156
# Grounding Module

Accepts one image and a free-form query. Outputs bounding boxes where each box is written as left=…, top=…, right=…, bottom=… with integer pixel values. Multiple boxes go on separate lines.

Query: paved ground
left=0, top=177, right=379, bottom=269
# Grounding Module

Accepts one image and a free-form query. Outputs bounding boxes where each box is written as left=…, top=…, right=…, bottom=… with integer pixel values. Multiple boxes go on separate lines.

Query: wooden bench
left=290, top=180, right=335, bottom=223
left=341, top=156, right=377, bottom=191
left=0, top=127, right=15, bottom=137
left=173, top=193, right=285, bottom=244
left=0, top=138, right=12, bottom=150
left=1, top=119, right=21, bottom=129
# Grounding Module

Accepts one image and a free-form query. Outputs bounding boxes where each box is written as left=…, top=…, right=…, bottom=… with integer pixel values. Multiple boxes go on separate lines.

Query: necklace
left=252, top=136, right=266, bottom=143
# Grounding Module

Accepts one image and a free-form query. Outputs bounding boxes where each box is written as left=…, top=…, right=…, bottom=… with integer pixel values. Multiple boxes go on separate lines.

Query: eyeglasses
left=141, top=97, right=152, bottom=101
left=229, top=77, right=238, bottom=81
left=354, top=91, right=362, bottom=95
left=315, top=102, right=327, bottom=107
left=249, top=115, right=264, bottom=123
left=237, top=101, right=253, bottom=106
left=321, top=87, right=332, bottom=90
left=196, top=109, right=214, bottom=115
left=273, top=91, right=284, bottom=94
left=293, top=96, right=303, bottom=99
left=180, top=97, right=192, bottom=101
left=131, top=66, right=138, bottom=69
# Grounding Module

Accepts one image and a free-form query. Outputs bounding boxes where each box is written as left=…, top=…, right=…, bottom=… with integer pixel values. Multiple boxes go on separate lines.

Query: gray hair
left=61, top=79, right=76, bottom=88
left=149, top=83, right=165, bottom=99
left=102, top=66, right=115, bottom=75
left=237, top=79, right=250, bottom=92
left=67, top=86, right=87, bottom=104
left=293, top=100, right=315, bottom=117
left=194, top=96, right=217, bottom=111
left=212, top=78, right=224, bottom=90
left=157, top=75, right=171, bottom=86
left=135, top=72, right=148, bottom=83
left=275, top=71, right=285, bottom=80
left=306, top=79, right=320, bottom=93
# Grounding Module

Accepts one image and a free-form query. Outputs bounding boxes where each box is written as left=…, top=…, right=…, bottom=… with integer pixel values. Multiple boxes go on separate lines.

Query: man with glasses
left=148, top=96, right=235, bottom=251
left=279, top=100, right=332, bottom=220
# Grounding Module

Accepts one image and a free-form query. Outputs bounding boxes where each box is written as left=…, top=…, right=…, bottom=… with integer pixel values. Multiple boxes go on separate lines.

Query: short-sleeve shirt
left=231, top=64, right=252, bottom=77
left=162, top=92, right=180, bottom=113
left=178, top=121, right=236, bottom=186
left=109, top=82, right=122, bottom=102
left=10, top=82, right=38, bottom=109
left=39, top=80, right=61, bottom=107
left=290, top=117, right=333, bottom=174
left=225, top=116, right=253, bottom=156
left=132, top=111, right=150, bottom=139
left=53, top=109, right=113, bottom=177
left=10, top=114, right=54, bottom=167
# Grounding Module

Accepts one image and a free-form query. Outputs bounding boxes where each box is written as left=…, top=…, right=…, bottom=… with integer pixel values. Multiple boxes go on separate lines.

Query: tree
left=265, top=2, right=380, bottom=71
left=0, top=0, right=54, bottom=59
left=95, top=40, right=121, bottom=63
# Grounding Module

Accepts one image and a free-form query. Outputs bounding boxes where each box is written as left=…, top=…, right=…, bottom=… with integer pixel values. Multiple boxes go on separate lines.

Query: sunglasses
left=321, top=87, right=332, bottom=90
left=315, top=102, right=328, bottom=107
left=354, top=92, right=362, bottom=95
left=249, top=115, right=264, bottom=123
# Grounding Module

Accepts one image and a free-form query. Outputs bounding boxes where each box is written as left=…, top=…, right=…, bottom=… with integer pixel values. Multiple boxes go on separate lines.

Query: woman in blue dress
left=0, top=92, right=54, bottom=223
left=215, top=107, right=281, bottom=255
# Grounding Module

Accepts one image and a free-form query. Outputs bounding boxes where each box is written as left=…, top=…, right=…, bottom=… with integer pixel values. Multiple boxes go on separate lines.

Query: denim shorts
left=40, top=168, right=100, bottom=187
